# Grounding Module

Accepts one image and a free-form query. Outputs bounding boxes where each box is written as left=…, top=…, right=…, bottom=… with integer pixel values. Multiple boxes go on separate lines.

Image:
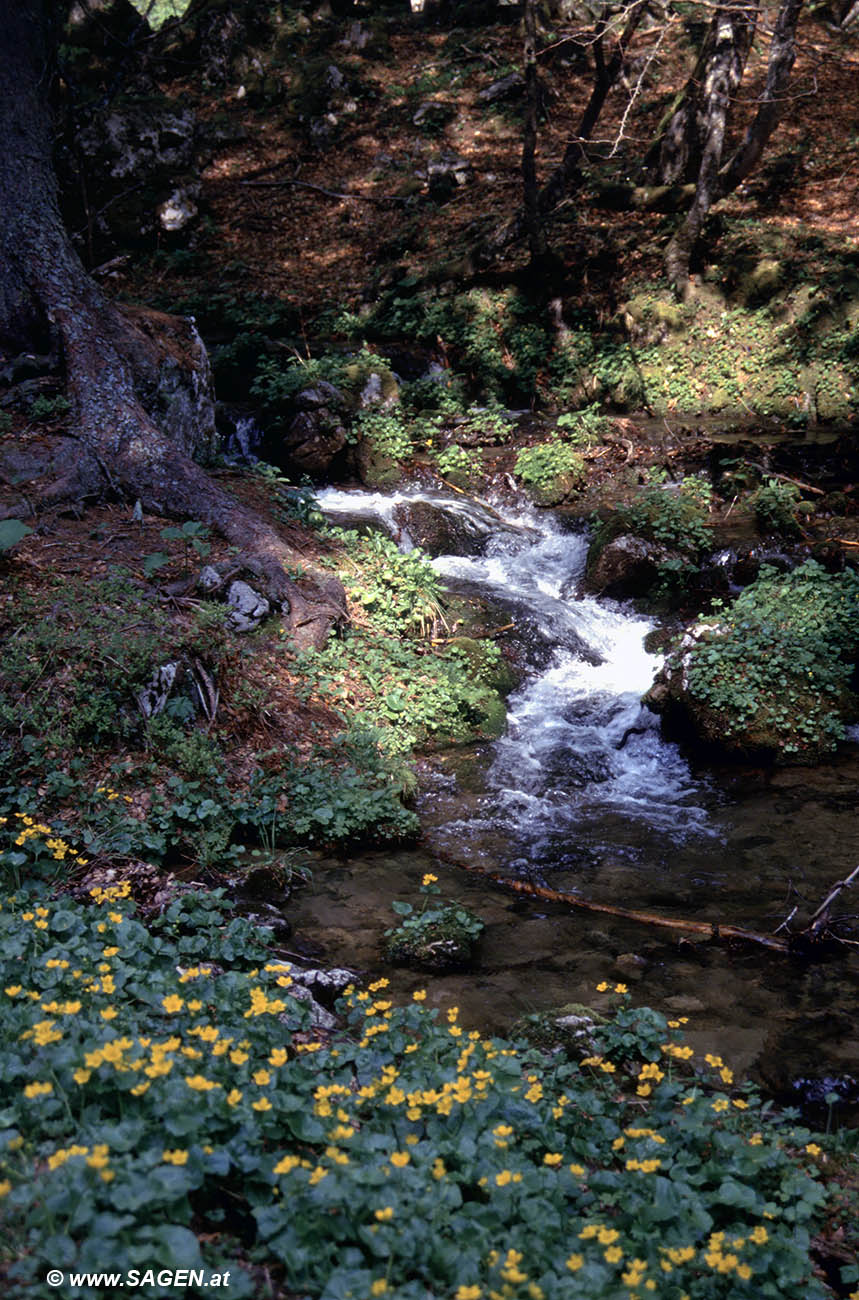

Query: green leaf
left=0, top=519, right=32, bottom=551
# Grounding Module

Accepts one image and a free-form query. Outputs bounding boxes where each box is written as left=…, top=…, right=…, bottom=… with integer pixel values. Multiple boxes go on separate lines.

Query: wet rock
left=288, top=983, right=337, bottom=1032
left=226, top=580, right=270, bottom=633
left=282, top=408, right=349, bottom=479
left=586, top=533, right=681, bottom=598
left=391, top=500, right=488, bottom=557
left=614, top=953, right=648, bottom=981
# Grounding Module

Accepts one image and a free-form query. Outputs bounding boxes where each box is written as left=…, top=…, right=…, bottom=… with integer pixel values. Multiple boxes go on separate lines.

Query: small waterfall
left=317, top=487, right=713, bottom=871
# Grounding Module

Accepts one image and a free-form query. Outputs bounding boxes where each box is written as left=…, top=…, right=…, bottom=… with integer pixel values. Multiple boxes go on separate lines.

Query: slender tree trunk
left=522, top=0, right=547, bottom=265
left=647, top=2, right=759, bottom=187
left=0, top=0, right=344, bottom=647
left=665, top=0, right=792, bottom=297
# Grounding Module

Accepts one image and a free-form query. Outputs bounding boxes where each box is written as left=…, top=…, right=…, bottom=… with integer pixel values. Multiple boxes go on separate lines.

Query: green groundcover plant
left=0, top=817, right=846, bottom=1300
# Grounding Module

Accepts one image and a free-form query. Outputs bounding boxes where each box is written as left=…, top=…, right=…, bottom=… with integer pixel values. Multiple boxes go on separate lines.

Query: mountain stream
left=291, top=488, right=859, bottom=1120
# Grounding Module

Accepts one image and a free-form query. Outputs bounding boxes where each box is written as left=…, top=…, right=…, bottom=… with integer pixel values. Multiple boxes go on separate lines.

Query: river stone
left=391, top=500, right=488, bottom=557
left=664, top=994, right=707, bottom=1014
left=281, top=408, right=348, bottom=479
left=226, top=580, right=270, bottom=632
left=510, top=1002, right=607, bottom=1057
left=614, top=953, right=648, bottom=981
left=585, top=533, right=684, bottom=598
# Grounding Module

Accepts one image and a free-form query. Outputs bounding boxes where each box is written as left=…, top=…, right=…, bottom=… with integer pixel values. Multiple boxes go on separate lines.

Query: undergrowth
left=682, top=560, right=859, bottom=758
left=0, top=853, right=840, bottom=1300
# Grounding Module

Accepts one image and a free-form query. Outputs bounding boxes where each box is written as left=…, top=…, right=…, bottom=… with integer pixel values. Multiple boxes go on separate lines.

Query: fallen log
left=431, top=847, right=790, bottom=953
left=430, top=851, right=859, bottom=957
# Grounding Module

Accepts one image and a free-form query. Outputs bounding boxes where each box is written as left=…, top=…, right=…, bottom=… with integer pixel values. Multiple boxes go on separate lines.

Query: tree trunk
left=664, top=0, right=784, bottom=297
left=647, top=2, right=759, bottom=187
left=0, top=0, right=344, bottom=649
left=522, top=0, right=547, bottom=265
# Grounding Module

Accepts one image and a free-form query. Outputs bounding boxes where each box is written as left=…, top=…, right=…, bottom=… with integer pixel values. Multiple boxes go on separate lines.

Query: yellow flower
left=421, top=873, right=438, bottom=886
left=565, top=1254, right=584, bottom=1273
left=374, top=1207, right=395, bottom=1221
left=184, top=1075, right=220, bottom=1092
left=226, top=1089, right=243, bottom=1106
left=162, top=1149, right=188, bottom=1165
left=4, top=986, right=22, bottom=997
left=805, top=1142, right=822, bottom=1156
left=604, top=1246, right=623, bottom=1264
left=719, top=1066, right=734, bottom=1084
left=543, top=1153, right=562, bottom=1167
left=614, top=983, right=628, bottom=994
left=0, top=1180, right=11, bottom=1197
left=161, top=995, right=184, bottom=1014
left=596, top=981, right=610, bottom=992
left=73, top=1069, right=92, bottom=1085
left=273, top=1155, right=299, bottom=1175
left=253, top=1098, right=273, bottom=1112
left=712, top=1098, right=729, bottom=1113
left=432, top=1158, right=446, bottom=1179
left=370, top=1282, right=387, bottom=1297
left=412, top=989, right=427, bottom=1001
left=24, top=1081, right=53, bottom=1099
left=269, top=1048, right=288, bottom=1067
left=597, top=1228, right=619, bottom=1246
left=569, top=1163, right=586, bottom=1176
left=749, top=1225, right=768, bottom=1245
left=253, top=1069, right=272, bottom=1086
left=230, top=1050, right=249, bottom=1066
left=100, top=1007, right=118, bottom=1021
left=456, top=1288, right=481, bottom=1300
left=389, top=1151, right=410, bottom=1168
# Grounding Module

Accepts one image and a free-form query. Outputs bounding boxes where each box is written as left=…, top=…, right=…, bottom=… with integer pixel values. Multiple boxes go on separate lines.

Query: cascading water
left=317, top=487, right=713, bottom=875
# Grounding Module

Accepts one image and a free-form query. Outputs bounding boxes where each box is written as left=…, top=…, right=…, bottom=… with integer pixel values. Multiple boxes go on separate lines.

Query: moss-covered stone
left=511, top=1003, right=607, bottom=1057
left=383, top=905, right=483, bottom=971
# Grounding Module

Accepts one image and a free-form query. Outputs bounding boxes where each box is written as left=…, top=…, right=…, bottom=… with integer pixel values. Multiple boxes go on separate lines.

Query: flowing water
left=292, top=487, right=859, bottom=1120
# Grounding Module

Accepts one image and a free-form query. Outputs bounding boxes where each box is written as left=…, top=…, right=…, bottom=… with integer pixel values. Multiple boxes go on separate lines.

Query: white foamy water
left=317, top=487, right=713, bottom=865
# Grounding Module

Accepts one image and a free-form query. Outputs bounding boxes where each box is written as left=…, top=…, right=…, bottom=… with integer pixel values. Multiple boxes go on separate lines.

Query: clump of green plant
left=750, top=478, right=803, bottom=537
left=28, top=394, right=71, bottom=422
left=326, top=528, right=446, bottom=638
left=514, top=439, right=585, bottom=496
left=352, top=408, right=413, bottom=465
left=678, top=560, right=859, bottom=759
left=384, top=871, right=484, bottom=970
left=143, top=520, right=211, bottom=578
left=604, top=474, right=713, bottom=557
left=0, top=878, right=833, bottom=1300
left=435, top=443, right=483, bottom=485
left=294, top=628, right=503, bottom=755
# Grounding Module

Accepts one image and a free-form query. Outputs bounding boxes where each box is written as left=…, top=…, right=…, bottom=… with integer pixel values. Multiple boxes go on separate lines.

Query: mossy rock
left=511, top=1002, right=607, bottom=1057
left=446, top=636, right=520, bottom=697
left=355, top=437, right=403, bottom=488
left=736, top=259, right=784, bottom=307
left=384, top=907, right=483, bottom=972
left=524, top=469, right=584, bottom=508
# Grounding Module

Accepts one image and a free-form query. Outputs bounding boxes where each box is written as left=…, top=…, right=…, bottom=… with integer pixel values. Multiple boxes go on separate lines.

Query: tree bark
left=647, top=1, right=759, bottom=187
left=665, top=0, right=803, bottom=296
left=522, top=0, right=547, bottom=265
left=0, top=0, right=344, bottom=648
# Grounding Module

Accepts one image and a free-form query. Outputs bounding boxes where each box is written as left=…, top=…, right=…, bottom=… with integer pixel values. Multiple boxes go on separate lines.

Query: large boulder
left=585, top=532, right=683, bottom=598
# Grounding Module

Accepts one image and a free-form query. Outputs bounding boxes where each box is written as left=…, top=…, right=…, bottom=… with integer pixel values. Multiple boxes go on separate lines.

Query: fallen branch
left=238, top=177, right=407, bottom=205
left=430, top=847, right=790, bottom=953
left=803, top=863, right=859, bottom=938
